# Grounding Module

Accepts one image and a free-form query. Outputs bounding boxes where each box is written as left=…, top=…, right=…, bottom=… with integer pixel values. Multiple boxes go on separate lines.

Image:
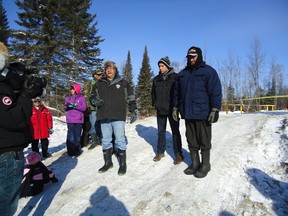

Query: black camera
left=6, top=62, right=47, bottom=90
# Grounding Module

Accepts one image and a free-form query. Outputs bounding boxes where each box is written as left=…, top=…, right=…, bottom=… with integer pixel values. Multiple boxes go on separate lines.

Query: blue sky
left=3, top=0, right=288, bottom=82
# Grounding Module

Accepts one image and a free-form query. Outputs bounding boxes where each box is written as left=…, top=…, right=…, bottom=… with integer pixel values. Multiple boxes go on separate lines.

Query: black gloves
left=22, top=77, right=43, bottom=99
left=208, top=108, right=219, bottom=124
left=91, top=99, right=104, bottom=108
left=50, top=175, right=58, bottom=183
left=49, top=128, right=54, bottom=134
left=130, top=110, right=137, bottom=124
left=172, top=108, right=180, bottom=121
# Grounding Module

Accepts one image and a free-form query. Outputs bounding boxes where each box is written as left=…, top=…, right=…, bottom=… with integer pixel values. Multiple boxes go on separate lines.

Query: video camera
left=5, top=62, right=47, bottom=91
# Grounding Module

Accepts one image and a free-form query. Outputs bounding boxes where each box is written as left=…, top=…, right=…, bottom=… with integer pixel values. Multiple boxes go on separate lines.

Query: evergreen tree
left=0, top=0, right=10, bottom=44
left=264, top=78, right=276, bottom=105
left=56, top=0, right=103, bottom=82
left=122, top=50, right=134, bottom=89
left=11, top=0, right=67, bottom=96
left=10, top=0, right=103, bottom=97
left=136, top=46, right=154, bottom=116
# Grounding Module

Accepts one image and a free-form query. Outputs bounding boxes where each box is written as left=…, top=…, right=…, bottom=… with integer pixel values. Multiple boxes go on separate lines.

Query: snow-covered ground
left=15, top=111, right=288, bottom=216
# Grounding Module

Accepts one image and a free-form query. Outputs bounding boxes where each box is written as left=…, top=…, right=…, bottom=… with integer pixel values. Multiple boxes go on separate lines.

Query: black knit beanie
left=158, top=56, right=171, bottom=69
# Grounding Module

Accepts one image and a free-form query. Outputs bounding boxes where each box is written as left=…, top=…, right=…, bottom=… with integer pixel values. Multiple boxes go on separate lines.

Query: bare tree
left=247, top=37, right=266, bottom=98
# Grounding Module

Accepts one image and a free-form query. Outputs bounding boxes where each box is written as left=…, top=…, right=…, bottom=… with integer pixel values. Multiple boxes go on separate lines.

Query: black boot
left=88, top=133, right=99, bottom=150
left=118, top=150, right=127, bottom=176
left=98, top=148, right=113, bottom=173
left=194, top=150, right=211, bottom=178
left=184, top=150, right=200, bottom=175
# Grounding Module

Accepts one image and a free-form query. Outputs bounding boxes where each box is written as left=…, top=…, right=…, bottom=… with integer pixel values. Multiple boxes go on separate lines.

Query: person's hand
left=130, top=110, right=138, bottom=124
left=172, top=108, right=179, bottom=121
left=50, top=176, right=58, bottom=183
left=208, top=108, right=219, bottom=124
left=68, top=103, right=76, bottom=109
left=22, top=77, right=43, bottom=99
left=49, top=128, right=54, bottom=134
left=92, top=99, right=104, bottom=108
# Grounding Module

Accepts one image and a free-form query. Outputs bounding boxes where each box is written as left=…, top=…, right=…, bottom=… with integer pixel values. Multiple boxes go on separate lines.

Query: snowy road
left=15, top=112, right=288, bottom=216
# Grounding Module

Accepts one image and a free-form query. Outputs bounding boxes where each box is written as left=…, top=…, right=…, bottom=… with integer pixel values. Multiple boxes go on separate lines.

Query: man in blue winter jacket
left=173, top=46, right=222, bottom=178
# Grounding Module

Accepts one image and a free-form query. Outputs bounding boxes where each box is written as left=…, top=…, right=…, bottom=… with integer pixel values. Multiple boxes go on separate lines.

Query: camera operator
left=0, top=42, right=45, bottom=216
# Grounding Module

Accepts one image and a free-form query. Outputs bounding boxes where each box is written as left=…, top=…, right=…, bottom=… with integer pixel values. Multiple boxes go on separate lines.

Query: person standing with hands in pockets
left=173, top=46, right=222, bottom=178
left=90, top=61, right=137, bottom=176
left=151, top=56, right=183, bottom=164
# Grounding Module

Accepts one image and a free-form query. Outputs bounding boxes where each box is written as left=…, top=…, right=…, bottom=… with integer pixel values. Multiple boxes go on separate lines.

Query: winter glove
left=172, top=108, right=180, bottom=121
left=208, top=108, right=219, bottom=124
left=91, top=99, right=104, bottom=108
left=22, top=77, right=43, bottom=99
left=49, top=128, right=54, bottom=134
left=50, top=176, right=58, bottom=183
left=68, top=103, right=76, bottom=108
left=130, top=110, right=138, bottom=124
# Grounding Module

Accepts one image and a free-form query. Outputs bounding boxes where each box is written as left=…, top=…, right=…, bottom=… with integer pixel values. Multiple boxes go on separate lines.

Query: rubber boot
left=194, top=150, right=211, bottom=178
left=98, top=148, right=113, bottom=173
left=118, top=150, right=127, bottom=176
left=184, top=150, right=200, bottom=175
left=88, top=133, right=99, bottom=150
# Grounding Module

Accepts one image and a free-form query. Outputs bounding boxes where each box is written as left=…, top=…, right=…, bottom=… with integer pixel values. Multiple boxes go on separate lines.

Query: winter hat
left=186, top=46, right=202, bottom=58
left=32, top=96, right=41, bottom=102
left=71, top=83, right=82, bottom=94
left=92, top=67, right=103, bottom=76
left=104, top=61, right=118, bottom=71
left=158, top=56, right=171, bottom=69
left=104, top=61, right=119, bottom=77
left=186, top=46, right=203, bottom=68
left=26, top=152, right=41, bottom=165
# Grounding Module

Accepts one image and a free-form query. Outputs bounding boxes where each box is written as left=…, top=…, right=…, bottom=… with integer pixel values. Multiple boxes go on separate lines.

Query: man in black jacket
left=0, top=42, right=43, bottom=216
left=90, top=61, right=137, bottom=176
left=151, top=56, right=183, bottom=164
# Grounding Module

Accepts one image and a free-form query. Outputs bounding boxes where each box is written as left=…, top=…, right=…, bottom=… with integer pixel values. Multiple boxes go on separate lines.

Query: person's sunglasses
left=95, top=73, right=103, bottom=76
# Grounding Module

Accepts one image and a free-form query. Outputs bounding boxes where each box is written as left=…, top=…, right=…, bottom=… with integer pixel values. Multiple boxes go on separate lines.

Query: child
left=19, top=152, right=58, bottom=198
left=30, top=97, right=54, bottom=158
left=64, top=83, right=86, bottom=156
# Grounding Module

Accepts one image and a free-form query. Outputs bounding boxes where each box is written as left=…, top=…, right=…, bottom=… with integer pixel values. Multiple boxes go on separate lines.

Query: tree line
left=1, top=0, right=287, bottom=116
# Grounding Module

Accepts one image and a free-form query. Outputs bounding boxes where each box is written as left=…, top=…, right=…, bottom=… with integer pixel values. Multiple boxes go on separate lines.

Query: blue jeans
left=101, top=120, right=126, bottom=150
left=0, top=151, right=24, bottom=216
left=89, top=111, right=97, bottom=134
left=66, top=123, right=83, bottom=155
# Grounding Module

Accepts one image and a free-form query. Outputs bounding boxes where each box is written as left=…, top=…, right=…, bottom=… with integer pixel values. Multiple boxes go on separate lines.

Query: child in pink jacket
left=19, top=152, right=58, bottom=198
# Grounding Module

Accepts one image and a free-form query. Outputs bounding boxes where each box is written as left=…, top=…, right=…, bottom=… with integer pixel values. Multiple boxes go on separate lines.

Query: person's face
left=188, top=55, right=198, bottom=65
left=33, top=100, right=41, bottom=107
left=0, top=53, right=5, bottom=70
left=105, top=67, right=115, bottom=80
left=70, top=87, right=76, bottom=95
left=93, top=72, right=103, bottom=80
left=158, top=63, right=169, bottom=74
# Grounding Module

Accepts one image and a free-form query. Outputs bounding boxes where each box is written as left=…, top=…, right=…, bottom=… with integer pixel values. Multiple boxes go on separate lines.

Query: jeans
left=89, top=111, right=97, bottom=134
left=89, top=111, right=102, bottom=142
left=0, top=151, right=24, bottom=216
left=157, top=113, right=182, bottom=155
left=101, top=120, right=126, bottom=150
left=66, top=123, right=83, bottom=155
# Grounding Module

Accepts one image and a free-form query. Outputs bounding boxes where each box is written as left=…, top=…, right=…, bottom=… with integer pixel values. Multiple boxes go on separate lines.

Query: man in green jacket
left=82, top=68, right=103, bottom=149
